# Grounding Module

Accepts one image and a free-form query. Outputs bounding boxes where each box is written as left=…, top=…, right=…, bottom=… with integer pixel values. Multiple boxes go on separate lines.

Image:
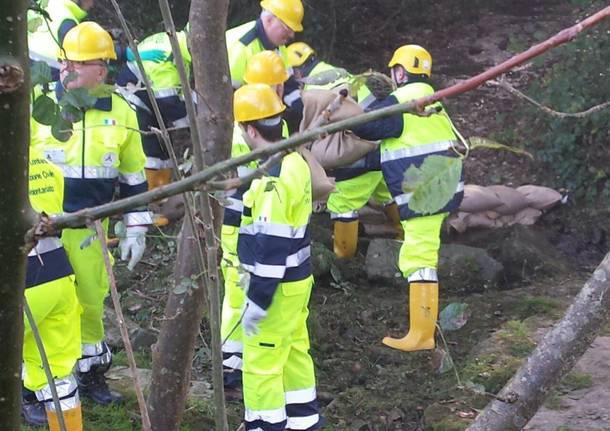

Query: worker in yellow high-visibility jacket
left=235, top=84, right=321, bottom=430
left=351, top=45, right=464, bottom=352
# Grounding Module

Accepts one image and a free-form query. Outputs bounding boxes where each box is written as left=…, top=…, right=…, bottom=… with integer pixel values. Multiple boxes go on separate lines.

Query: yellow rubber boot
left=382, top=282, right=438, bottom=352
left=47, top=403, right=83, bottom=431
left=383, top=203, right=404, bottom=240
left=333, top=220, right=359, bottom=259
left=145, top=168, right=173, bottom=190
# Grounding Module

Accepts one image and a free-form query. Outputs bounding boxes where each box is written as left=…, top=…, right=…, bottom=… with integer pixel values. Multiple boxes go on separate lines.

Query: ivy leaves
left=402, top=155, right=463, bottom=215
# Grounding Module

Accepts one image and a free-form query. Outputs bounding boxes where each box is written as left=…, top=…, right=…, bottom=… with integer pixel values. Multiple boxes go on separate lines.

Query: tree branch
left=488, top=78, right=610, bottom=118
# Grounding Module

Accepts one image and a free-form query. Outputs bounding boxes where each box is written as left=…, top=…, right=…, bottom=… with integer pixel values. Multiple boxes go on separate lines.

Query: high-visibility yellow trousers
left=327, top=171, right=392, bottom=220
left=23, top=275, right=81, bottom=391
left=220, top=224, right=246, bottom=387
left=398, top=213, right=447, bottom=279
left=61, top=221, right=111, bottom=345
left=243, top=275, right=320, bottom=431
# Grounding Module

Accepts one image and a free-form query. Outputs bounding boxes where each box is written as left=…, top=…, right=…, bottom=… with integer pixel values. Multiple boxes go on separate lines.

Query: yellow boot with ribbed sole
left=382, top=282, right=438, bottom=351
left=383, top=203, right=404, bottom=240
left=333, top=220, right=359, bottom=259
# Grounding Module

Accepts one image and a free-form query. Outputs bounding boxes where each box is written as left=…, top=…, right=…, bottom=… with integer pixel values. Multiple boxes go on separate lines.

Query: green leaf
left=439, top=303, right=471, bottom=332
left=402, top=155, right=462, bottom=215
left=39, top=0, right=49, bottom=8
left=32, top=94, right=58, bottom=126
left=468, top=136, right=534, bottom=159
left=31, top=61, right=53, bottom=87
left=431, top=348, right=454, bottom=374
left=60, top=104, right=83, bottom=123
left=27, top=16, right=43, bottom=33
left=60, top=87, right=97, bottom=110
left=173, top=277, right=196, bottom=295
left=51, top=116, right=73, bottom=142
left=464, top=380, right=486, bottom=395
left=89, top=84, right=115, bottom=99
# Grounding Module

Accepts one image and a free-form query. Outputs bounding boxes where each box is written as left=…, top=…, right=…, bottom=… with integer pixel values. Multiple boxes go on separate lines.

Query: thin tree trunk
left=0, top=0, right=31, bottom=428
left=467, top=252, right=610, bottom=430
left=147, top=0, right=232, bottom=429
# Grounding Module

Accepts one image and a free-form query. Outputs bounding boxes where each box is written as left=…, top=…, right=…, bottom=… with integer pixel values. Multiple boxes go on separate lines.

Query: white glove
left=119, top=226, right=147, bottom=271
left=242, top=299, right=268, bottom=337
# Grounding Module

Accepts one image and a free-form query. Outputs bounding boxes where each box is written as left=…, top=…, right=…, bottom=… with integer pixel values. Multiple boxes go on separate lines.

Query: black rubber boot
left=21, top=388, right=47, bottom=427
left=77, top=370, right=123, bottom=406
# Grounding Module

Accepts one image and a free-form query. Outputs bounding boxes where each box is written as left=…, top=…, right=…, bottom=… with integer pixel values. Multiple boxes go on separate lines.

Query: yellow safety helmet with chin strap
left=260, top=0, right=304, bottom=32
left=388, top=44, right=432, bottom=77
left=244, top=50, right=289, bottom=85
left=234, top=83, right=286, bottom=122
left=286, top=41, right=315, bottom=67
left=61, top=22, right=117, bottom=61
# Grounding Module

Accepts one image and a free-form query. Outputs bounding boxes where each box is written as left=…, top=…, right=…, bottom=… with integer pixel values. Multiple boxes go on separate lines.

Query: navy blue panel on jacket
left=26, top=247, right=74, bottom=289
left=63, top=177, right=115, bottom=213
left=351, top=95, right=403, bottom=141
left=327, top=148, right=381, bottom=182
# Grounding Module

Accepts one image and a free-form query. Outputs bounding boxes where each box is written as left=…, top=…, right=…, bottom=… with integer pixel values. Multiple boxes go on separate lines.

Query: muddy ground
left=22, top=1, right=610, bottom=430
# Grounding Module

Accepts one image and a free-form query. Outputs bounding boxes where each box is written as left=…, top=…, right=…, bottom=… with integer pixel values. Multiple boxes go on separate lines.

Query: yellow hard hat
left=388, top=44, right=432, bottom=77
left=286, top=41, right=315, bottom=67
left=61, top=22, right=117, bottom=61
left=244, top=50, right=289, bottom=85
left=260, top=0, right=304, bottom=32
left=234, top=83, right=286, bottom=122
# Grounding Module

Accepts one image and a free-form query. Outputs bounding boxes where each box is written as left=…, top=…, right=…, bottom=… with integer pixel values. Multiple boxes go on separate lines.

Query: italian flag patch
left=103, top=119, right=117, bottom=126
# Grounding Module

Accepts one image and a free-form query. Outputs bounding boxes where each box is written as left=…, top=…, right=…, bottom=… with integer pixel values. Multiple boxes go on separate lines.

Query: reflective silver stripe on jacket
left=224, top=197, right=244, bottom=212
left=359, top=93, right=376, bottom=110
left=154, top=88, right=180, bottom=98
left=77, top=342, right=111, bottom=373
left=283, top=88, right=301, bottom=107
left=408, top=268, right=438, bottom=282
left=285, top=387, right=316, bottom=404
left=124, top=212, right=153, bottom=226
left=329, top=210, right=358, bottom=220
left=237, top=166, right=256, bottom=178
left=394, top=181, right=464, bottom=206
left=285, top=246, right=311, bottom=267
left=58, top=164, right=118, bottom=179
left=240, top=222, right=308, bottom=239
left=145, top=157, right=173, bottom=169
left=287, top=414, right=320, bottom=430
left=28, top=237, right=63, bottom=257
left=380, top=140, right=458, bottom=164
left=119, top=171, right=147, bottom=186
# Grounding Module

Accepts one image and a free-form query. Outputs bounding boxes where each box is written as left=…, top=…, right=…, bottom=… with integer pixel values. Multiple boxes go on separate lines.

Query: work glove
left=119, top=225, right=147, bottom=271
left=126, top=47, right=167, bottom=63
left=242, top=299, right=267, bottom=337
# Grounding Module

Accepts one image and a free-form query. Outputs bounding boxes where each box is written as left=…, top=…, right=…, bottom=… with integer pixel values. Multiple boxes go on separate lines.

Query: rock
left=365, top=239, right=503, bottom=292
left=104, top=306, right=139, bottom=349
left=495, top=225, right=571, bottom=281
left=439, top=244, right=504, bottom=293
left=131, top=328, right=158, bottom=352
left=311, top=241, right=335, bottom=278
left=364, top=238, right=403, bottom=287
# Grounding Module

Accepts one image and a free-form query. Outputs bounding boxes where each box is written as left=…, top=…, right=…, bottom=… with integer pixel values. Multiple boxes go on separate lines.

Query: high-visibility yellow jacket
left=237, top=152, right=312, bottom=309
left=30, top=86, right=152, bottom=225
left=352, top=81, right=464, bottom=220
left=226, top=19, right=291, bottom=89
left=27, top=0, right=87, bottom=69
left=126, top=30, right=192, bottom=95
left=26, top=147, right=74, bottom=288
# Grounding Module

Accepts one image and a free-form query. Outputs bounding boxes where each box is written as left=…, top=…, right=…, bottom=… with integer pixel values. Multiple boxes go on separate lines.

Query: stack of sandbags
left=448, top=184, right=563, bottom=233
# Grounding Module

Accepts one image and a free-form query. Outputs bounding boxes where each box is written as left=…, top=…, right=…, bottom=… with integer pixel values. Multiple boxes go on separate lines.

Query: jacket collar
left=255, top=19, right=276, bottom=50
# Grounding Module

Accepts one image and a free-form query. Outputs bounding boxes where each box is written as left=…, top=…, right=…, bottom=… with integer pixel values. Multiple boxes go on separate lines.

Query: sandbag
left=514, top=207, right=543, bottom=225
left=298, top=148, right=336, bottom=202
left=487, top=185, right=530, bottom=215
left=459, top=184, right=503, bottom=213
left=300, top=89, right=378, bottom=169
left=464, top=212, right=499, bottom=229
left=516, top=185, right=562, bottom=211
left=447, top=212, right=469, bottom=233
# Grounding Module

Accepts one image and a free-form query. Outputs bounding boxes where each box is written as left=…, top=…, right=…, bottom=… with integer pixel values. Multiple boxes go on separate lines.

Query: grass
left=112, top=349, right=153, bottom=369
left=544, top=371, right=593, bottom=411
left=497, top=320, right=536, bottom=357
left=513, top=296, right=562, bottom=319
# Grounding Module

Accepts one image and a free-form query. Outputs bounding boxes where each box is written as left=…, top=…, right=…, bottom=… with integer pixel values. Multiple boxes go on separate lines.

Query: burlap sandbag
left=459, top=184, right=503, bottom=213
left=514, top=207, right=543, bottom=225
left=300, top=89, right=378, bottom=169
left=464, top=212, right=499, bottom=229
left=298, top=148, right=336, bottom=202
left=447, top=212, right=469, bottom=233
left=487, top=185, right=530, bottom=215
left=516, top=185, right=562, bottom=211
